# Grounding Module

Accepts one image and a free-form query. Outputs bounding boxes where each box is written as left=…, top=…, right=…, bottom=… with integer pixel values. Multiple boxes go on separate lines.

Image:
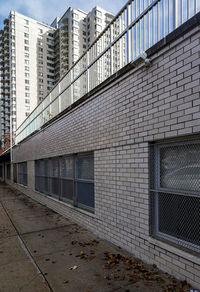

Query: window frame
left=6, top=163, right=11, bottom=180
left=17, top=162, right=27, bottom=186
left=35, top=153, right=94, bottom=213
left=150, top=139, right=200, bottom=254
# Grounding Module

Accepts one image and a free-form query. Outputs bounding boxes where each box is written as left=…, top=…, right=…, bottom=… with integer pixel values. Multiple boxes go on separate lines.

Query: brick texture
left=10, top=25, right=200, bottom=288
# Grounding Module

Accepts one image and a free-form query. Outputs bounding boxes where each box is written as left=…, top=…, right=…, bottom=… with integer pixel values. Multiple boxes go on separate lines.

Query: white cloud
left=0, top=0, right=126, bottom=25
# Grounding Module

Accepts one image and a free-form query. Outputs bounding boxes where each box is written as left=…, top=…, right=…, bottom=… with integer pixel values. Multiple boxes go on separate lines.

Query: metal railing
left=15, top=0, right=200, bottom=144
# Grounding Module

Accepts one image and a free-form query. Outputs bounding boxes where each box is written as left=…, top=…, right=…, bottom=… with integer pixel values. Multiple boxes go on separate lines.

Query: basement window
left=0, top=165, right=3, bottom=178
left=35, top=153, right=94, bottom=213
left=17, top=162, right=27, bottom=186
left=150, top=139, right=200, bottom=254
left=7, top=164, right=11, bottom=180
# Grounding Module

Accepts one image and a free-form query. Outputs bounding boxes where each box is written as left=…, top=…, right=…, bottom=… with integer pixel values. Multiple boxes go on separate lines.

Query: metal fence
left=15, top=0, right=200, bottom=144
left=150, top=140, right=200, bottom=253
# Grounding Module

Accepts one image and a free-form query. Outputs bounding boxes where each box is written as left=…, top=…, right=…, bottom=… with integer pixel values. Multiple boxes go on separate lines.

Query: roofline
left=58, top=7, right=88, bottom=24
left=10, top=10, right=56, bottom=29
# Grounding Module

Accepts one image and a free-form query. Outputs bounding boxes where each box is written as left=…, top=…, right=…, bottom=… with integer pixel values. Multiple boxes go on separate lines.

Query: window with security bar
left=150, top=140, right=200, bottom=254
left=35, top=153, right=94, bottom=213
left=17, top=162, right=27, bottom=186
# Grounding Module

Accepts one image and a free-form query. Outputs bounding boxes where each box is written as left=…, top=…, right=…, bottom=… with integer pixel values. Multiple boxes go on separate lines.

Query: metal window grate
left=150, top=140, right=200, bottom=253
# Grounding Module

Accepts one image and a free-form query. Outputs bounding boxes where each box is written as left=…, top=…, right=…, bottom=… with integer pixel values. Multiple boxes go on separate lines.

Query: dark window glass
left=61, top=179, right=74, bottom=202
left=76, top=182, right=94, bottom=209
left=7, top=164, right=11, bottom=180
left=18, top=162, right=27, bottom=186
left=35, top=160, right=49, bottom=194
left=75, top=155, right=94, bottom=180
left=35, top=153, right=94, bottom=212
left=0, top=165, right=3, bottom=178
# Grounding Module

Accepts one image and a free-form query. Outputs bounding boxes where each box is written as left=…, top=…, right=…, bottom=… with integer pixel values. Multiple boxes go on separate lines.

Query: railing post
left=70, top=69, right=73, bottom=104
left=58, top=83, right=61, bottom=113
left=49, top=93, right=52, bottom=119
left=162, top=0, right=165, bottom=37
left=174, top=0, right=177, bottom=29
left=110, top=25, right=113, bottom=75
left=86, top=51, right=89, bottom=93
left=42, top=99, right=45, bottom=126
left=126, top=4, right=131, bottom=63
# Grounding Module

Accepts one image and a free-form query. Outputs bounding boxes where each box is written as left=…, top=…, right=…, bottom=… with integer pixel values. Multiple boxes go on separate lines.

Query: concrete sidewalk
left=0, top=183, right=191, bottom=292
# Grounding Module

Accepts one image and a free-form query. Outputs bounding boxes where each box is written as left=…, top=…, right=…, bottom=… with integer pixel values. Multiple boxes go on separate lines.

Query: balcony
left=4, top=29, right=9, bottom=36
left=4, top=19, right=9, bottom=25
left=3, top=50, right=9, bottom=57
left=55, top=37, right=59, bottom=45
left=4, top=65, right=10, bottom=71
left=4, top=42, right=9, bottom=49
left=5, top=102, right=10, bottom=108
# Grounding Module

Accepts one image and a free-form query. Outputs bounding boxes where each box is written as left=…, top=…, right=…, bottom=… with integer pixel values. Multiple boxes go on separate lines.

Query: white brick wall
left=9, top=24, right=200, bottom=288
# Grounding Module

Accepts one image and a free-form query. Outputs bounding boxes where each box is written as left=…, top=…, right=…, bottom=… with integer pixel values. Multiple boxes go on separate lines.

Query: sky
left=0, top=0, right=127, bottom=28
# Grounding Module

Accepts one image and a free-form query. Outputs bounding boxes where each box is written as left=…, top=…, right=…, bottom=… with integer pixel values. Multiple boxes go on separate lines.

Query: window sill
left=35, top=190, right=96, bottom=219
left=15, top=182, right=28, bottom=188
left=149, top=237, right=200, bottom=265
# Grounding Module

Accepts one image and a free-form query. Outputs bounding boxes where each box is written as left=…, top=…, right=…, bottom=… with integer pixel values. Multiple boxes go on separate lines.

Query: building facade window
left=17, top=162, right=27, bottom=186
left=150, top=139, right=200, bottom=254
left=35, top=153, right=94, bottom=212
left=0, top=165, right=3, bottom=178
left=7, top=164, right=11, bottom=180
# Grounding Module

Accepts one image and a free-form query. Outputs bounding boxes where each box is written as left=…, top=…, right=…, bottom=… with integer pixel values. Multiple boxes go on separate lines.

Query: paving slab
left=21, top=225, right=91, bottom=257
left=0, top=260, right=50, bottom=292
left=0, top=236, right=28, bottom=267
left=32, top=241, right=188, bottom=292
left=22, top=224, right=191, bottom=292
left=0, top=187, right=23, bottom=202
left=0, top=183, right=193, bottom=292
left=0, top=204, right=17, bottom=238
left=8, top=211, right=72, bottom=234
left=1, top=195, right=42, bottom=212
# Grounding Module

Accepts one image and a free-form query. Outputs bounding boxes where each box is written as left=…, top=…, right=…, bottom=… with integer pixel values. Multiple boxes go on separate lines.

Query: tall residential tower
left=0, top=6, right=114, bottom=149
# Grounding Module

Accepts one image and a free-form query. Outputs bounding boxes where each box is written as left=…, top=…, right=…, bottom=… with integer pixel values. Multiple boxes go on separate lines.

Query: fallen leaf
left=69, top=265, right=79, bottom=270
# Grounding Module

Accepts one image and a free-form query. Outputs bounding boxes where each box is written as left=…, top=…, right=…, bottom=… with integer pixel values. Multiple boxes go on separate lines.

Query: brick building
left=0, top=4, right=200, bottom=290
